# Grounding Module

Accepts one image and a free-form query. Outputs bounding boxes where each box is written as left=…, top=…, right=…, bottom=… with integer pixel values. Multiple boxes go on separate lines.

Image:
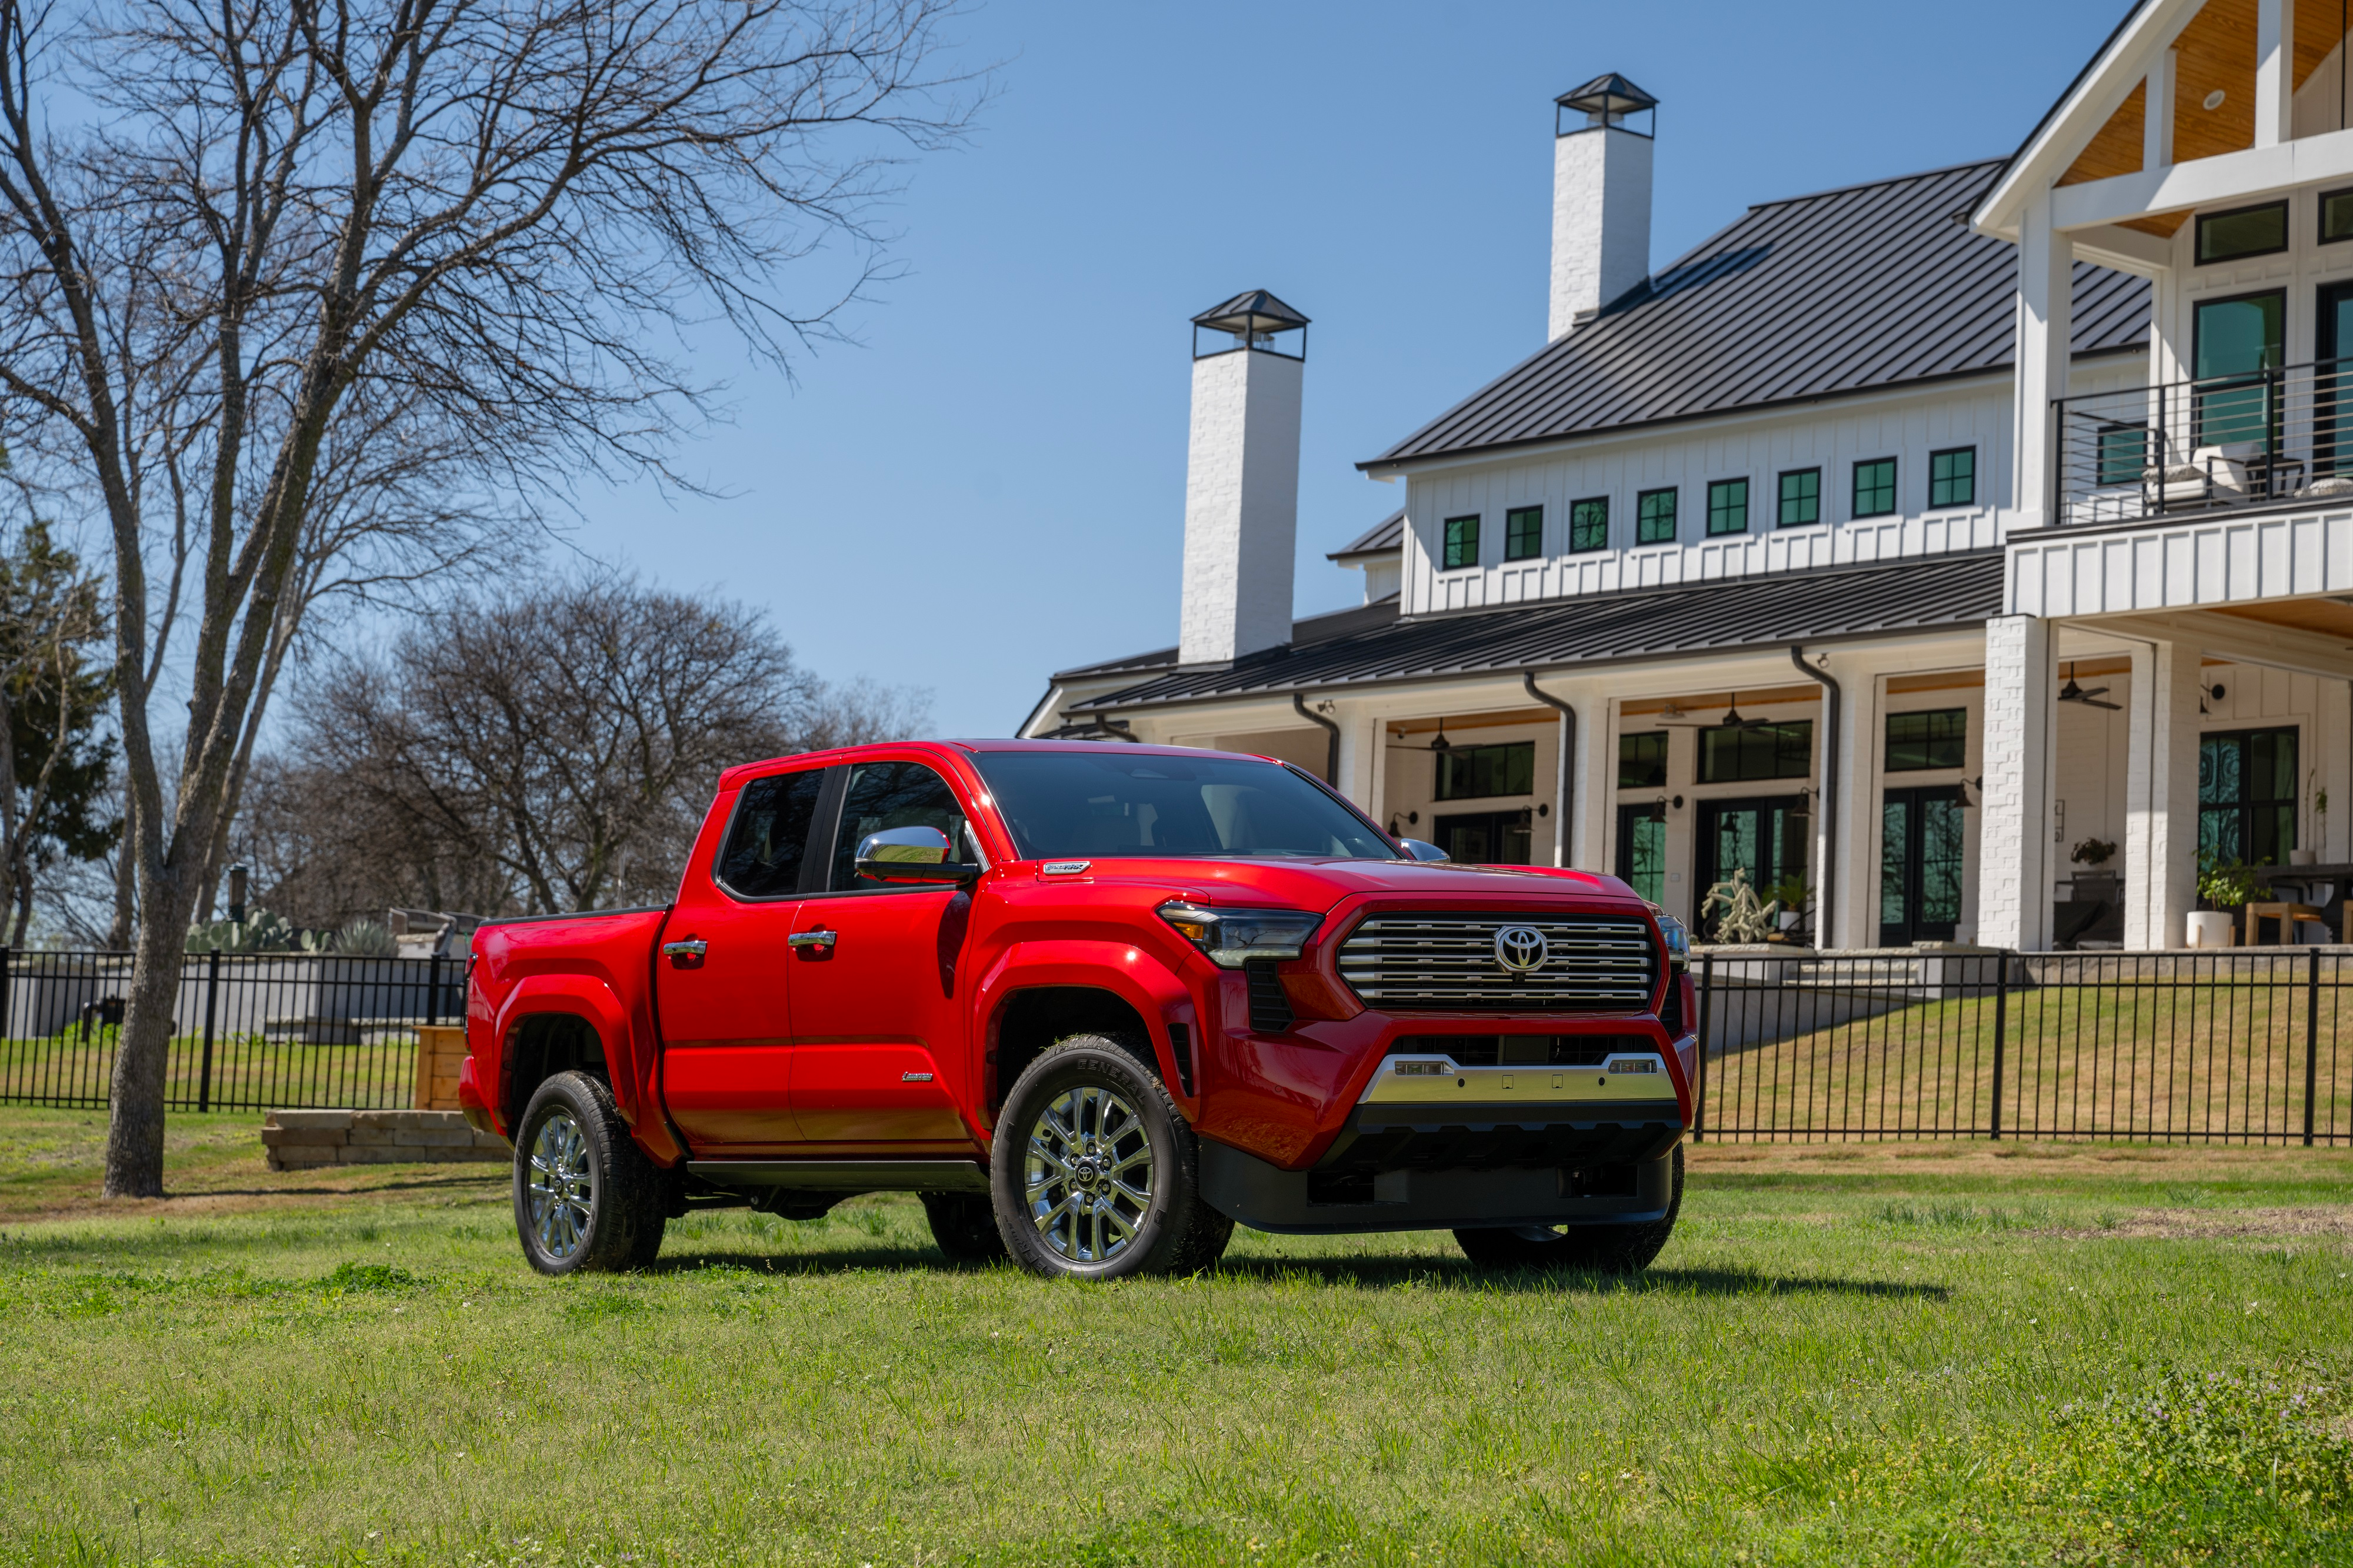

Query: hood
left=1046, top=856, right=1639, bottom=912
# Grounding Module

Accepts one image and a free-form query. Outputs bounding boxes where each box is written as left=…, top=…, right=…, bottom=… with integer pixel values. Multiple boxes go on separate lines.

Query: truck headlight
left=1654, top=911, right=1690, bottom=972
left=1156, top=901, right=1324, bottom=968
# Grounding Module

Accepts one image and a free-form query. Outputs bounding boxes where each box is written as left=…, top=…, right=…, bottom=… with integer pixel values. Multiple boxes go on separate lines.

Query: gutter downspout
left=1294, top=693, right=1342, bottom=786
left=1523, top=672, right=1575, bottom=869
left=1791, top=646, right=1841, bottom=948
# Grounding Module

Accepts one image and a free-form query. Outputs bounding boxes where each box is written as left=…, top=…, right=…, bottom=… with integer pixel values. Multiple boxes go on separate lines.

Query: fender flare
left=974, top=940, right=1200, bottom=1109
left=493, top=975, right=639, bottom=1123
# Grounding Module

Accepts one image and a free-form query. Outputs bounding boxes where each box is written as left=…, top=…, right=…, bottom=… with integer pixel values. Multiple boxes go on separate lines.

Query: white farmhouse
left=1024, top=24, right=2353, bottom=955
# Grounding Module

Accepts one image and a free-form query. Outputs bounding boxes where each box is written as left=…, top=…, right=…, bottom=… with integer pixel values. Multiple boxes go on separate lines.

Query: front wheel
left=991, top=1035, right=1231, bottom=1280
left=512, top=1071, right=666, bottom=1275
left=1454, top=1146, right=1683, bottom=1273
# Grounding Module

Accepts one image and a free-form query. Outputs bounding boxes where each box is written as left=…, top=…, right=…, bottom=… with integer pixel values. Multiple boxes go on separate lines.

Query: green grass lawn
left=2, top=1114, right=2351, bottom=1566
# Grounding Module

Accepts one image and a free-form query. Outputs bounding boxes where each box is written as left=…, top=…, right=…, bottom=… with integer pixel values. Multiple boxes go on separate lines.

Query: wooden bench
left=2244, top=901, right=2327, bottom=946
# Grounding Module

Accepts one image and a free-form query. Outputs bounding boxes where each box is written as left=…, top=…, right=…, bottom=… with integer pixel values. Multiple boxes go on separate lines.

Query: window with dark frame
left=716, top=768, right=826, bottom=897
left=1442, top=514, right=1479, bottom=571
left=1707, top=478, right=1749, bottom=535
left=1884, top=709, right=1967, bottom=772
left=1637, top=487, right=1678, bottom=544
left=1435, top=741, right=1537, bottom=801
left=1928, top=447, right=1977, bottom=508
left=1504, top=504, right=1544, bottom=561
left=2196, top=201, right=2289, bottom=265
left=2097, top=423, right=2149, bottom=487
left=1569, top=496, right=1609, bottom=553
left=1852, top=458, right=1897, bottom=519
left=1777, top=468, right=1821, bottom=528
left=2199, top=726, right=2299, bottom=866
left=1618, top=732, right=1667, bottom=789
left=2324, top=188, right=2353, bottom=245
left=1698, top=720, right=1814, bottom=784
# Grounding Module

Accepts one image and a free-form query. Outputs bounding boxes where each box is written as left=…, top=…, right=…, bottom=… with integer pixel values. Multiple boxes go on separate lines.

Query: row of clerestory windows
left=1437, top=448, right=1976, bottom=570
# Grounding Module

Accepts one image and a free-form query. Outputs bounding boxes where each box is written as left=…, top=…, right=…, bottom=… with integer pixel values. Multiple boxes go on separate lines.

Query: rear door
left=784, top=759, right=982, bottom=1151
left=656, top=767, right=825, bottom=1153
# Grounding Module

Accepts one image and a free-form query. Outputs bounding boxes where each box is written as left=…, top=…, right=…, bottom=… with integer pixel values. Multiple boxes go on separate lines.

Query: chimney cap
left=1555, top=72, right=1658, bottom=118
left=1192, top=289, right=1311, bottom=337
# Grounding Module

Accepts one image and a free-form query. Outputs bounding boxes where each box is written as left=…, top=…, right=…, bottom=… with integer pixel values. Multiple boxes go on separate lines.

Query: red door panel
left=656, top=899, right=803, bottom=1152
left=784, top=888, right=978, bottom=1152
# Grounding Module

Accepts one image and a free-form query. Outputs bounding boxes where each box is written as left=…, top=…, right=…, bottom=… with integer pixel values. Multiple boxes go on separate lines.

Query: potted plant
left=2069, top=837, right=2116, bottom=869
left=1766, top=873, right=1811, bottom=936
left=2298, top=774, right=2328, bottom=865
left=1698, top=868, right=1780, bottom=946
left=2189, top=853, right=2258, bottom=948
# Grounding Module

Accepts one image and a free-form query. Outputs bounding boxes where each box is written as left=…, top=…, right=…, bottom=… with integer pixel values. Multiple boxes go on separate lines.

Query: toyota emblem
left=1493, top=924, right=1548, bottom=973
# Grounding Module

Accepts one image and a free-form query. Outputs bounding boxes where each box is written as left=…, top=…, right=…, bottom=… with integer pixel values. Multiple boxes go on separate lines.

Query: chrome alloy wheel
left=1024, top=1084, right=1154, bottom=1264
left=526, top=1109, right=594, bottom=1262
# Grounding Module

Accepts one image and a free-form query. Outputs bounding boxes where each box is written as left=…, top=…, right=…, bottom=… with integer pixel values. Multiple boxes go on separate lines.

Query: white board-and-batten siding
left=2009, top=505, right=2353, bottom=615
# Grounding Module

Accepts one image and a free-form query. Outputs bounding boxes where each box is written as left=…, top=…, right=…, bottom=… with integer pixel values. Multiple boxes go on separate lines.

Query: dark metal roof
left=1366, top=159, right=2149, bottom=468
left=1192, top=289, right=1310, bottom=335
left=1049, top=594, right=1401, bottom=683
left=1328, top=508, right=1405, bottom=561
left=1069, top=553, right=2003, bottom=712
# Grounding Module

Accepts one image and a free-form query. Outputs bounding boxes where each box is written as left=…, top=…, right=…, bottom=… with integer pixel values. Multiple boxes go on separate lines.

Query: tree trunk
left=101, top=859, right=193, bottom=1196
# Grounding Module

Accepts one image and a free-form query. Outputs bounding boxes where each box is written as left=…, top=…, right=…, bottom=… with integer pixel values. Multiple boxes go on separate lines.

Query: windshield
left=972, top=750, right=1400, bottom=862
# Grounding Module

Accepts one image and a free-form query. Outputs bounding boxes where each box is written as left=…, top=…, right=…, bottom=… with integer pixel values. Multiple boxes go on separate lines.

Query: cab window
left=715, top=768, right=825, bottom=898
left=824, top=761, right=981, bottom=892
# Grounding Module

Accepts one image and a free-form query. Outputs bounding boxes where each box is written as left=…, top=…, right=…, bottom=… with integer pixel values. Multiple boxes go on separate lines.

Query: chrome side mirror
left=1398, top=838, right=1449, bottom=863
left=854, top=826, right=979, bottom=885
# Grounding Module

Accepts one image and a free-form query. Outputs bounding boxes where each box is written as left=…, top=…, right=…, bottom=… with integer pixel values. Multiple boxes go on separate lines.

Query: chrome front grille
left=1337, top=912, right=1658, bottom=1012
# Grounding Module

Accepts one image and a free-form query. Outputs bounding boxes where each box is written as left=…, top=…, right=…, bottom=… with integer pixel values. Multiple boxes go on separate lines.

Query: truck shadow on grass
left=646, top=1246, right=1950, bottom=1299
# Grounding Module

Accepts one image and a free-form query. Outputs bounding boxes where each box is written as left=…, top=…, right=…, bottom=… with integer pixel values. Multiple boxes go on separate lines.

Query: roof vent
left=1555, top=72, right=1658, bottom=130
left=1192, top=289, right=1309, bottom=359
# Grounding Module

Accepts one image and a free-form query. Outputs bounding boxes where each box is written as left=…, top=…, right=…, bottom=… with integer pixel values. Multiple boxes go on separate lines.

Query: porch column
left=1335, top=703, right=1382, bottom=815
left=1572, top=694, right=1613, bottom=873
left=2014, top=194, right=2073, bottom=531
left=2124, top=639, right=2201, bottom=950
left=1979, top=615, right=2055, bottom=950
left=2257, top=0, right=2294, bottom=148
left=1824, top=653, right=1874, bottom=949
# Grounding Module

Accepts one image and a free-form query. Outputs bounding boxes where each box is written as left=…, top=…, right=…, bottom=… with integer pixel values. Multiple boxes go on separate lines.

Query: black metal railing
left=1692, top=949, right=2350, bottom=1145
left=0, top=948, right=462, bottom=1112
left=2053, top=359, right=2353, bottom=527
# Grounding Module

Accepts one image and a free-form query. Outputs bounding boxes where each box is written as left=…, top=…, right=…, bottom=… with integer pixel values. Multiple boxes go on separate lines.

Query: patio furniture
left=2147, top=445, right=2249, bottom=509
left=2245, top=900, right=2326, bottom=946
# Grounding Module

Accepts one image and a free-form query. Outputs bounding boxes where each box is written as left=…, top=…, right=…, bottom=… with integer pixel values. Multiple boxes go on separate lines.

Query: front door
left=656, top=766, right=826, bottom=1154
left=1879, top=786, right=1964, bottom=946
left=785, top=759, right=984, bottom=1152
left=1615, top=802, right=1665, bottom=903
left=2199, top=726, right=2299, bottom=866
left=1694, top=795, right=1808, bottom=939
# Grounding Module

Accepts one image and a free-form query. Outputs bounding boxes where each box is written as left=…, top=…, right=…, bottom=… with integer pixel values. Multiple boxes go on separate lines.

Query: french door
left=1615, top=803, right=1665, bottom=903
left=1879, top=786, right=1964, bottom=946
left=2199, top=726, right=2298, bottom=867
left=1694, top=795, right=1808, bottom=939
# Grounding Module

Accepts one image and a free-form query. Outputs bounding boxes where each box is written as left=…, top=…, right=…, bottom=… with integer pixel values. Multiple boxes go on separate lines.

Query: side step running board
left=686, top=1159, right=989, bottom=1193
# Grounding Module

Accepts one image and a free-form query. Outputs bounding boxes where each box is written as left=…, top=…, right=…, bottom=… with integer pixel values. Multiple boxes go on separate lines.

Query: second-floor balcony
left=2054, top=360, right=2353, bottom=528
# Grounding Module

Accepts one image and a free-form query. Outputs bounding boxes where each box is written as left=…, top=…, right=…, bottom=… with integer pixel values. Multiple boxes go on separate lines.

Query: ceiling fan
left=2057, top=662, right=2121, bottom=711
left=1655, top=692, right=1777, bottom=731
left=1392, top=716, right=1458, bottom=752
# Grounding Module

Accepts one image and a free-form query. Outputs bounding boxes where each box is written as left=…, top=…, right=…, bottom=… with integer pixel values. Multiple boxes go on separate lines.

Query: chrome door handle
left=787, top=930, right=835, bottom=949
left=661, top=939, right=707, bottom=959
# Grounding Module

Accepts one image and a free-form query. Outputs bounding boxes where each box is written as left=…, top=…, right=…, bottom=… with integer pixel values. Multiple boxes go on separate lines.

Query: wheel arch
left=975, top=942, right=1199, bottom=1124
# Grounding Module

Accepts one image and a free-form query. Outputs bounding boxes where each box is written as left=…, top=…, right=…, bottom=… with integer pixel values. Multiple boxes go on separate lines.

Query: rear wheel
left=920, top=1191, right=1008, bottom=1262
left=513, top=1071, right=666, bottom=1275
left=1453, top=1146, right=1683, bottom=1274
left=991, top=1035, right=1231, bottom=1280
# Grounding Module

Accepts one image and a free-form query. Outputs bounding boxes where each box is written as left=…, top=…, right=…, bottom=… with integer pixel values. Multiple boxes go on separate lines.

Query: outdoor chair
left=2244, top=900, right=2326, bottom=946
left=2145, top=445, right=2249, bottom=509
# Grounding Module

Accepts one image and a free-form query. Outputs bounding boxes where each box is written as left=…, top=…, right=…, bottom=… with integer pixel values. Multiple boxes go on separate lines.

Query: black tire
left=991, top=1034, right=1232, bottom=1280
left=512, top=1070, right=667, bottom=1275
left=920, top=1190, right=1009, bottom=1262
left=1452, top=1145, right=1684, bottom=1274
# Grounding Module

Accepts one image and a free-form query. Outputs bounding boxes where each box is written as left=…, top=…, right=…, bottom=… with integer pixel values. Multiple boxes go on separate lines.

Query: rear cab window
left=715, top=769, right=826, bottom=898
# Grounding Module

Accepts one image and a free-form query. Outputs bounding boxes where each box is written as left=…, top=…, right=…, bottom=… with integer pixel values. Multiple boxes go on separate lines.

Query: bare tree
left=0, top=0, right=974, bottom=1194
left=268, top=578, right=928, bottom=918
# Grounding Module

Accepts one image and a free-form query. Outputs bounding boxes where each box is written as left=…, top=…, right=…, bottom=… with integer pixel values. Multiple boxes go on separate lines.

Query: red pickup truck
left=461, top=740, right=1697, bottom=1280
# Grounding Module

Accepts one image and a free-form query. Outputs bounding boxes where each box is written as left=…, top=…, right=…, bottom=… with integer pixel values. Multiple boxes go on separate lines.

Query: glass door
left=2319, top=281, right=2353, bottom=477
left=1615, top=802, right=1665, bottom=903
left=1694, top=795, right=1808, bottom=940
left=1879, top=786, right=1964, bottom=946
left=2192, top=290, right=2285, bottom=465
left=1432, top=809, right=1532, bottom=866
left=2199, top=727, right=2298, bottom=866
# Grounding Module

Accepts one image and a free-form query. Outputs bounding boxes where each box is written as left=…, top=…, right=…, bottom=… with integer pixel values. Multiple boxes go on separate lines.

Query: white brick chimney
left=1549, top=73, right=1658, bottom=341
left=1179, top=291, right=1308, bottom=666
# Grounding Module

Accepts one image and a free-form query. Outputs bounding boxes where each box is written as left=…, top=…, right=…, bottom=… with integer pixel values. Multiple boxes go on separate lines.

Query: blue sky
left=564, top=0, right=2130, bottom=736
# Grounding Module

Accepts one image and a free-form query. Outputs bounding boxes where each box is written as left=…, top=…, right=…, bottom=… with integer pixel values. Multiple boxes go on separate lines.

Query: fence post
left=2306, top=948, right=2322, bottom=1149
left=1692, top=952, right=1714, bottom=1143
left=1, top=945, right=11, bottom=1046
left=1989, top=951, right=2009, bottom=1140
left=427, top=952, right=444, bottom=1028
left=196, top=947, right=221, bottom=1114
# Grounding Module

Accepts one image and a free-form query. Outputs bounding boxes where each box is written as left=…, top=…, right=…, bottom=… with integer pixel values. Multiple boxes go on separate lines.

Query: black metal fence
left=0, top=948, right=461, bottom=1112
left=1692, top=949, right=2352, bottom=1146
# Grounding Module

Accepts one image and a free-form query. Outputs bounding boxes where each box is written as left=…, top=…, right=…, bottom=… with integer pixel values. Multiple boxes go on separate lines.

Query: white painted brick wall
left=1551, top=126, right=1651, bottom=340
left=2121, top=638, right=2201, bottom=950
left=1979, top=615, right=2052, bottom=949
left=1181, top=348, right=1301, bottom=665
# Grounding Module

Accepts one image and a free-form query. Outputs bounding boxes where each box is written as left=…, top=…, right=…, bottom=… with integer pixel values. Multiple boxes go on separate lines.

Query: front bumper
left=1198, top=1137, right=1679, bottom=1235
